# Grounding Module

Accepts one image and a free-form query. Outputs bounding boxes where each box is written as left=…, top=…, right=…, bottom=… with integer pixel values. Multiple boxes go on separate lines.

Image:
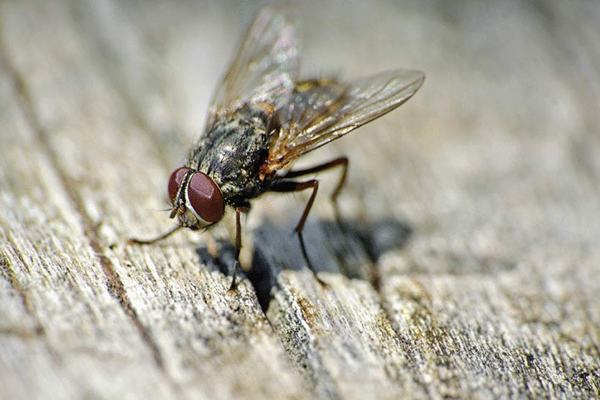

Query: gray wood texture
left=1, top=1, right=599, bottom=399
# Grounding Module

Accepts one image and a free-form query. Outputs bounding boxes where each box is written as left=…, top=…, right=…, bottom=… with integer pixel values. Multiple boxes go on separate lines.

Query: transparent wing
left=267, top=70, right=425, bottom=171
left=204, top=7, right=300, bottom=131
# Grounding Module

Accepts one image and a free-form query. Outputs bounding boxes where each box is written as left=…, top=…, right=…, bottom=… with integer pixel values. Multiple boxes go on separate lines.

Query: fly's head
left=168, top=167, right=225, bottom=230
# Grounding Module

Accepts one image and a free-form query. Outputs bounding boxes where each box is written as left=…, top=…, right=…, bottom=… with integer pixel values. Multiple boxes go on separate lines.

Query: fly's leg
left=285, top=156, right=349, bottom=224
left=128, top=225, right=182, bottom=245
left=269, top=179, right=327, bottom=285
left=229, top=207, right=245, bottom=291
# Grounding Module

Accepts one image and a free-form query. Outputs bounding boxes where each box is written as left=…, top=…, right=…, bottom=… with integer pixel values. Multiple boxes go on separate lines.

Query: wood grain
left=1, top=1, right=598, bottom=399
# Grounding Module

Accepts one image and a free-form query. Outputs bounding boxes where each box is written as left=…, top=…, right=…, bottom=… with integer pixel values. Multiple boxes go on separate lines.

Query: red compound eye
left=168, top=167, right=189, bottom=204
left=187, top=172, right=224, bottom=223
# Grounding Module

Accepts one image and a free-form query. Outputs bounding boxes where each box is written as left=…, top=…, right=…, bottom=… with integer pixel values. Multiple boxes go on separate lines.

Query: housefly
left=131, top=7, right=424, bottom=289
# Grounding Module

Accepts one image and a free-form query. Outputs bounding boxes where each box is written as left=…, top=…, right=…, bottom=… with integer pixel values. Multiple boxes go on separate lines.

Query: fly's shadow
left=197, top=218, right=412, bottom=312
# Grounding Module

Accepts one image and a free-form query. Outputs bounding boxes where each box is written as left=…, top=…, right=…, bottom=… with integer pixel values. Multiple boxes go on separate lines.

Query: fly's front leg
left=285, top=156, right=349, bottom=223
left=270, top=179, right=327, bottom=285
left=128, top=225, right=182, bottom=245
left=229, top=207, right=245, bottom=291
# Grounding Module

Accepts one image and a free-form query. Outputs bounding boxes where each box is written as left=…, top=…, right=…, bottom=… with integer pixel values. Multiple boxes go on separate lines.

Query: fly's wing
left=267, top=70, right=424, bottom=171
left=204, top=7, right=300, bottom=131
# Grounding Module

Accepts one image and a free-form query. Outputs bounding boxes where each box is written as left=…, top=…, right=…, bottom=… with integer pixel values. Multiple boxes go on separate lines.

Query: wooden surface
left=1, top=1, right=599, bottom=399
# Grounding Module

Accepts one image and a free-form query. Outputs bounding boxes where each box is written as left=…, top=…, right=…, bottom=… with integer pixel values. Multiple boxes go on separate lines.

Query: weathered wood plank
left=1, top=0, right=599, bottom=399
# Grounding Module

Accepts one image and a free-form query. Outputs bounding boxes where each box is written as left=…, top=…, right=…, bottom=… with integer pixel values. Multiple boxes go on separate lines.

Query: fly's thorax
left=187, top=105, right=273, bottom=203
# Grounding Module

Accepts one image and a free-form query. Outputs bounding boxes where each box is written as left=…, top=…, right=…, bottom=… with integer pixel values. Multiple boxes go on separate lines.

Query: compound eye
left=187, top=173, right=224, bottom=223
left=168, top=167, right=189, bottom=204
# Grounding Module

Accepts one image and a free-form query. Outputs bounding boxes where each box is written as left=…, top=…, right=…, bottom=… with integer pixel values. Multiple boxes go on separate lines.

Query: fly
left=131, top=7, right=425, bottom=290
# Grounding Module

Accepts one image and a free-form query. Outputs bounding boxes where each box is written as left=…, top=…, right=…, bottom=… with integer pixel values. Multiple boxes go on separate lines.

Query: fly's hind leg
left=269, top=179, right=327, bottom=286
left=285, top=156, right=349, bottom=224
